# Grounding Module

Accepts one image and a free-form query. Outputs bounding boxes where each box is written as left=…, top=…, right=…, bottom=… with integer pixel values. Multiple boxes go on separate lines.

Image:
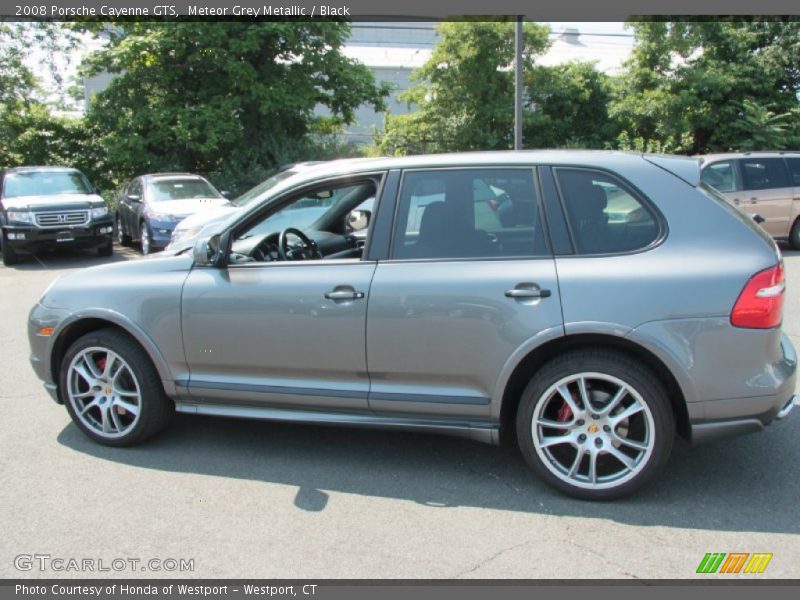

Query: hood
left=2, top=193, right=105, bottom=210
left=147, top=197, right=229, bottom=217
left=173, top=204, right=238, bottom=229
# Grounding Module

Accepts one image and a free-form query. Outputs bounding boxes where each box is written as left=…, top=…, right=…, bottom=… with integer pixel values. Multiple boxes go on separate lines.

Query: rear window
left=739, top=158, right=790, bottom=190
left=701, top=161, right=736, bottom=192
left=554, top=168, right=660, bottom=255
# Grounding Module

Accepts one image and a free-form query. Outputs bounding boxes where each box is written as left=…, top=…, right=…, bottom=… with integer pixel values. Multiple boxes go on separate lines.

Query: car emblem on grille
left=58, top=214, right=68, bottom=223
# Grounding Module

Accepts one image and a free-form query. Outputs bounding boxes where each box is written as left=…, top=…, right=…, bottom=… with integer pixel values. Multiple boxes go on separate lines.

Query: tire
left=2, top=232, right=19, bottom=266
left=140, top=222, right=151, bottom=255
left=116, top=215, right=131, bottom=246
left=789, top=218, right=800, bottom=251
left=97, top=239, right=113, bottom=257
left=60, top=328, right=173, bottom=447
left=515, top=349, right=674, bottom=500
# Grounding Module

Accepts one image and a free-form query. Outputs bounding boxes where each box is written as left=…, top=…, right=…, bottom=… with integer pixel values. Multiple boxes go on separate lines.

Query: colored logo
left=696, top=552, right=773, bottom=574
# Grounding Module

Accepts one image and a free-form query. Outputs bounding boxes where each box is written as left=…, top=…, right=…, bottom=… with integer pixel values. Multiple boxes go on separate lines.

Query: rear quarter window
left=554, top=168, right=660, bottom=255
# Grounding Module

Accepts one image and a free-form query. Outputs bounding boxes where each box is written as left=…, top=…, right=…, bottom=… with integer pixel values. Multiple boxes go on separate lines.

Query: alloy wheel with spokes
left=60, top=328, right=173, bottom=446
left=532, top=372, right=655, bottom=490
left=517, top=350, right=674, bottom=500
left=67, top=347, right=142, bottom=439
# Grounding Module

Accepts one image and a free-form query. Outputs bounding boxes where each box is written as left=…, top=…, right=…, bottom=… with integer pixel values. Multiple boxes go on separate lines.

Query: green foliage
left=610, top=19, right=800, bottom=153
left=80, top=22, right=388, bottom=195
left=524, top=61, right=617, bottom=148
left=379, top=20, right=551, bottom=155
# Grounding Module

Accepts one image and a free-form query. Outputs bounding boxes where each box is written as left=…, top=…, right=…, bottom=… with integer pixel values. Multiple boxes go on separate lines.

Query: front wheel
left=116, top=215, right=131, bottom=246
left=2, top=232, right=19, bottom=266
left=60, top=328, right=173, bottom=446
left=97, top=238, right=113, bottom=257
left=140, top=222, right=151, bottom=255
left=516, top=349, right=674, bottom=500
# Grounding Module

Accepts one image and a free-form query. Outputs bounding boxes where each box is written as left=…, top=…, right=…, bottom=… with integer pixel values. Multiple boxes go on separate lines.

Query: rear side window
left=739, top=158, right=790, bottom=190
left=786, top=158, right=800, bottom=186
left=392, top=168, right=547, bottom=259
left=555, top=168, right=659, bottom=255
left=701, top=161, right=737, bottom=192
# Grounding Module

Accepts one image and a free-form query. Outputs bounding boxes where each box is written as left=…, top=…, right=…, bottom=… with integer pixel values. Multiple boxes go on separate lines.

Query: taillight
left=731, top=264, right=785, bottom=329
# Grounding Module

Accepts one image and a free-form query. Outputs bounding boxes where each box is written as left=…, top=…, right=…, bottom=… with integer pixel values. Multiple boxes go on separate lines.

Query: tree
left=611, top=19, right=800, bottom=154
left=524, top=61, right=617, bottom=149
left=0, top=23, right=88, bottom=169
left=378, top=20, right=551, bottom=155
left=81, top=22, right=388, bottom=193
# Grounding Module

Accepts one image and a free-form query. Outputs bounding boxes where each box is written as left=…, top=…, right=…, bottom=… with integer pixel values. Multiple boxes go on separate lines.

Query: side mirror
left=346, top=209, right=371, bottom=232
left=192, top=233, right=224, bottom=266
left=221, top=190, right=232, bottom=199
left=752, top=214, right=766, bottom=224
left=128, top=194, right=141, bottom=202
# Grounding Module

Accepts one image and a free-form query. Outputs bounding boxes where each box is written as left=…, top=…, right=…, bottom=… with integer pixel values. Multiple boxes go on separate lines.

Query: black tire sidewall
left=60, top=329, right=172, bottom=447
left=516, top=350, right=675, bottom=500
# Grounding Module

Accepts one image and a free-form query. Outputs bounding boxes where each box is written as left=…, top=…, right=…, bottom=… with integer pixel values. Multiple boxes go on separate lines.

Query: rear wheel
left=789, top=218, right=800, bottom=251
left=516, top=349, right=674, bottom=500
left=2, top=232, right=19, bottom=266
left=60, top=328, right=173, bottom=446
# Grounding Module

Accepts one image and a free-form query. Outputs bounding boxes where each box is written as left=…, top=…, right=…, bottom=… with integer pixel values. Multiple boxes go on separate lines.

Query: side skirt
left=174, top=402, right=499, bottom=445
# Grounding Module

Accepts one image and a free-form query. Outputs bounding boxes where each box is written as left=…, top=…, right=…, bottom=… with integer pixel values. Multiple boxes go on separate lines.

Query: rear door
left=366, top=167, right=564, bottom=421
left=737, top=157, right=794, bottom=238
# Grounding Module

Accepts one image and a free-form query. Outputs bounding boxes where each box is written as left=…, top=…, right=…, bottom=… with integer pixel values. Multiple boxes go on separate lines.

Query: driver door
left=179, top=178, right=380, bottom=412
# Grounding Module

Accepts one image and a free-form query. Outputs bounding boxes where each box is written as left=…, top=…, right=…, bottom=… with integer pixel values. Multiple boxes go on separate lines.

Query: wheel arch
left=497, top=333, right=690, bottom=445
left=49, top=312, right=177, bottom=401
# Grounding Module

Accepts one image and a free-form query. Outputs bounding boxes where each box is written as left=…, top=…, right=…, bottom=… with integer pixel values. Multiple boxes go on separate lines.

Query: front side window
left=555, top=168, right=659, bottom=255
left=3, top=171, right=92, bottom=198
left=393, top=168, right=545, bottom=259
left=701, top=161, right=737, bottom=193
left=739, top=158, right=790, bottom=191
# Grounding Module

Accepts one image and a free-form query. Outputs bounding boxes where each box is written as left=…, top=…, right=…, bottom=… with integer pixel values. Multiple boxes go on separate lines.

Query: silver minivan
left=699, top=152, right=800, bottom=247
left=28, top=152, right=797, bottom=499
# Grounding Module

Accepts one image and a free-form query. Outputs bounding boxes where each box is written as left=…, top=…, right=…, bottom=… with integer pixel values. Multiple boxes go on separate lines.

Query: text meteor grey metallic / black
left=28, top=151, right=797, bottom=499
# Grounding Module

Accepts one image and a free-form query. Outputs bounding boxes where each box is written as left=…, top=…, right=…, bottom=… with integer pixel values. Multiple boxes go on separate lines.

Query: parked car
left=698, top=152, right=800, bottom=248
left=116, top=173, right=230, bottom=254
left=28, top=151, right=796, bottom=500
left=0, top=166, right=113, bottom=266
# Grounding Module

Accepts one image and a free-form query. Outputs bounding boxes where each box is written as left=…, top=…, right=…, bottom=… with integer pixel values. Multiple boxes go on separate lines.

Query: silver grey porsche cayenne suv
left=28, top=151, right=797, bottom=499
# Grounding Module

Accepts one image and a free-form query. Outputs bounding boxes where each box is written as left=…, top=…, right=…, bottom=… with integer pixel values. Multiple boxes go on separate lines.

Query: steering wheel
left=278, top=227, right=322, bottom=261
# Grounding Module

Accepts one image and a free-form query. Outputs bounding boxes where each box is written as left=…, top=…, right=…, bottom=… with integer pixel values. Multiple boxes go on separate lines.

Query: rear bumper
left=689, top=333, right=797, bottom=445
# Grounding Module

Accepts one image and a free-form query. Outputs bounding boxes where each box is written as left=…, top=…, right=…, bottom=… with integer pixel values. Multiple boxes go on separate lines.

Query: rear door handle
left=324, top=289, right=365, bottom=301
left=750, top=197, right=758, bottom=204
left=505, top=287, right=551, bottom=299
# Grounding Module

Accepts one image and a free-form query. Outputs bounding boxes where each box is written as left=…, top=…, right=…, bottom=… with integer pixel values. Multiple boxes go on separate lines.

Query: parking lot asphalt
left=0, top=244, right=798, bottom=580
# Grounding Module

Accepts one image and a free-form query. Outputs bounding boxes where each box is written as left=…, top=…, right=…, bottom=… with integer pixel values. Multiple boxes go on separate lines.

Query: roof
left=4, top=166, right=82, bottom=173
left=697, top=151, right=800, bottom=164
left=142, top=172, right=206, bottom=180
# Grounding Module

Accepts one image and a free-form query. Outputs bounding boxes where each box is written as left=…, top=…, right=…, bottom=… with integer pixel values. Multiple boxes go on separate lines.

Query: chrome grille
left=35, top=210, right=89, bottom=228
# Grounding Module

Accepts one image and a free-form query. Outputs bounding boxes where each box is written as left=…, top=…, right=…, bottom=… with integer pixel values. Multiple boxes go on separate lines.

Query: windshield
left=3, top=171, right=92, bottom=198
left=147, top=178, right=221, bottom=201
left=230, top=169, right=302, bottom=207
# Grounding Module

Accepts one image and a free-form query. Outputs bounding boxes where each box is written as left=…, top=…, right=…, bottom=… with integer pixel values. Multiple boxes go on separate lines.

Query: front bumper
left=146, top=220, right=180, bottom=249
left=689, top=332, right=797, bottom=444
left=4, top=218, right=114, bottom=253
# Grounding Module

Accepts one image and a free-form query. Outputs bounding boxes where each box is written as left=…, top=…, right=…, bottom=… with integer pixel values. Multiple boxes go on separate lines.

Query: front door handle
left=750, top=197, right=758, bottom=204
left=505, top=286, right=551, bottom=299
left=324, top=288, right=365, bottom=301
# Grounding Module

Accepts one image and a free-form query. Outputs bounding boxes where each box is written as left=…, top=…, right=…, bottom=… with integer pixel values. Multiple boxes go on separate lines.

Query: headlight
left=91, top=206, right=109, bottom=219
left=168, top=226, right=202, bottom=247
left=7, top=210, right=33, bottom=224
left=145, top=210, right=179, bottom=223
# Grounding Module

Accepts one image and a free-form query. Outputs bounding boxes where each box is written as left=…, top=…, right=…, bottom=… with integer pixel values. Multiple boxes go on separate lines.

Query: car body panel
left=26, top=151, right=797, bottom=452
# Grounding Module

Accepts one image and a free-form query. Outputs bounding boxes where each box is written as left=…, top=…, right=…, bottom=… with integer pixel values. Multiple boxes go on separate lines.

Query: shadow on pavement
left=58, top=409, right=800, bottom=534
left=5, top=245, right=141, bottom=271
